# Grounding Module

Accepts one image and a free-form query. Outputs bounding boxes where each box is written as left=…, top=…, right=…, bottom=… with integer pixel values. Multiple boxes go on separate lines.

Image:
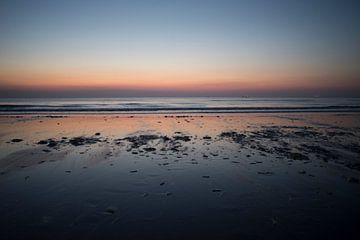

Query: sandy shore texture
left=1, top=113, right=360, bottom=239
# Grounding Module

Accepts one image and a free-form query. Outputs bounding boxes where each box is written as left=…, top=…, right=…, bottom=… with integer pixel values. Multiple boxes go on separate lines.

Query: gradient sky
left=0, top=0, right=360, bottom=97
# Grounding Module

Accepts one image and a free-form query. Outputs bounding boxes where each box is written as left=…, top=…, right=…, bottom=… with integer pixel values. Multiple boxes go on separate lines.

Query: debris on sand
left=257, top=171, right=274, bottom=175
left=37, top=136, right=101, bottom=149
left=104, top=207, right=116, bottom=215
left=292, top=129, right=321, bottom=138
left=250, top=161, right=262, bottom=165
left=173, top=135, right=191, bottom=142
left=121, top=134, right=164, bottom=148
left=212, top=189, right=222, bottom=192
left=143, top=147, right=156, bottom=152
left=47, top=140, right=58, bottom=148
left=11, top=139, right=23, bottom=143
left=69, top=136, right=101, bottom=146
left=253, top=128, right=283, bottom=139
left=37, top=140, right=48, bottom=145
left=119, top=133, right=191, bottom=154
left=219, top=131, right=246, bottom=143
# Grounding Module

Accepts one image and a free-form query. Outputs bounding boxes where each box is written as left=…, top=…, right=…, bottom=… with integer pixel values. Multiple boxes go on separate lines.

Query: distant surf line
left=1, top=105, right=360, bottom=114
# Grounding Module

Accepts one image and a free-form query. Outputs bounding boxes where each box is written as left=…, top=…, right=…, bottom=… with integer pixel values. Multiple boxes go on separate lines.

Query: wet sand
left=0, top=113, right=360, bottom=239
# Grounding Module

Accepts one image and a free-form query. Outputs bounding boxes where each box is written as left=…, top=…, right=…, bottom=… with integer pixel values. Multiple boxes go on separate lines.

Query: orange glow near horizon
left=1, top=66, right=359, bottom=95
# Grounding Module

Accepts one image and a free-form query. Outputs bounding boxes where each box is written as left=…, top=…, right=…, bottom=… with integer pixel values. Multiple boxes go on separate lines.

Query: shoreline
left=1, top=105, right=360, bottom=115
left=1, top=109, right=360, bottom=117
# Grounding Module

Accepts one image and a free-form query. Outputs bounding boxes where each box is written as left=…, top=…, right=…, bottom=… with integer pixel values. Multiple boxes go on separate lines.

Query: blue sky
left=0, top=0, right=359, bottom=97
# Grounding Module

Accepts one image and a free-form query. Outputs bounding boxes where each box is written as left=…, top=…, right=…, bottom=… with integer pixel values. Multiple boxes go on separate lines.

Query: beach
left=0, top=112, right=359, bottom=239
left=2, top=0, right=360, bottom=238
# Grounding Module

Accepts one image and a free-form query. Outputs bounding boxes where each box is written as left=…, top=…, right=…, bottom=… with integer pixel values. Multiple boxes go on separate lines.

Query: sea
left=0, top=97, right=359, bottom=114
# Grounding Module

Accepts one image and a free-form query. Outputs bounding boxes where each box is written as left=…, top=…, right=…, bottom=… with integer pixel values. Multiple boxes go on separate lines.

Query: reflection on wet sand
left=0, top=113, right=359, bottom=239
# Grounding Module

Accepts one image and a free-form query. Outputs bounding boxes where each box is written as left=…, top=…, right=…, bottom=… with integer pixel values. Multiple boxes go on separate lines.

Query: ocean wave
left=1, top=105, right=360, bottom=114
left=1, top=98, right=360, bottom=114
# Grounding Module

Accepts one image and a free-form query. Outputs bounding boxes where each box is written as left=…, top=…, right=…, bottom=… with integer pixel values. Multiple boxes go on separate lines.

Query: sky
left=0, top=0, right=359, bottom=97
